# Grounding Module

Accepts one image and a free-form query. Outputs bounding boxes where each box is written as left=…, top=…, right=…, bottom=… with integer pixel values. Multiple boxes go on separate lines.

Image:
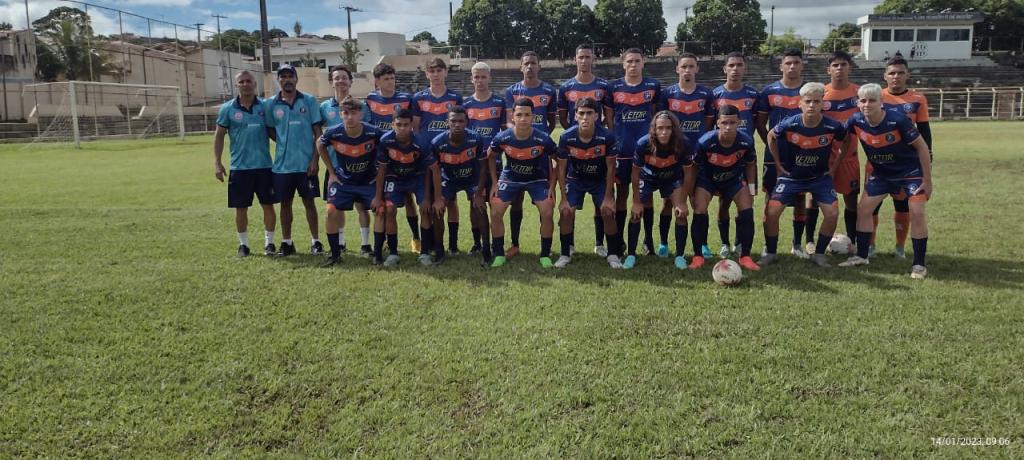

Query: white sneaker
left=839, top=256, right=870, bottom=267
left=554, top=255, right=572, bottom=268
left=594, top=245, right=608, bottom=257
left=418, top=254, right=433, bottom=266
left=718, top=244, right=732, bottom=259
left=910, top=264, right=927, bottom=279
left=569, top=245, right=576, bottom=257
left=804, top=241, right=816, bottom=255
left=893, top=246, right=907, bottom=259
left=607, top=255, right=623, bottom=269
left=383, top=254, right=400, bottom=267
left=791, top=245, right=810, bottom=260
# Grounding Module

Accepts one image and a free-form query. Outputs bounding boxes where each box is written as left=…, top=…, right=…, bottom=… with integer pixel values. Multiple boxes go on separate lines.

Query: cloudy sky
left=4, top=0, right=880, bottom=45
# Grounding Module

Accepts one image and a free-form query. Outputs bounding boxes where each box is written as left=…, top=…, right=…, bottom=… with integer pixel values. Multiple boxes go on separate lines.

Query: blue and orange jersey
left=846, top=110, right=922, bottom=178
left=711, top=84, right=759, bottom=139
left=557, top=125, right=617, bottom=182
left=463, top=94, right=506, bottom=146
left=489, top=127, right=557, bottom=182
left=759, top=80, right=805, bottom=128
left=432, top=130, right=485, bottom=183
left=318, top=122, right=382, bottom=185
left=694, top=130, right=757, bottom=183
left=824, top=83, right=860, bottom=162
left=633, top=134, right=692, bottom=182
left=557, top=77, right=610, bottom=126
left=771, top=114, right=847, bottom=179
left=411, top=87, right=463, bottom=145
left=606, top=77, right=661, bottom=159
left=505, top=81, right=558, bottom=132
left=377, top=130, right=435, bottom=180
left=363, top=90, right=412, bottom=131
left=882, top=88, right=929, bottom=125
left=659, top=83, right=715, bottom=149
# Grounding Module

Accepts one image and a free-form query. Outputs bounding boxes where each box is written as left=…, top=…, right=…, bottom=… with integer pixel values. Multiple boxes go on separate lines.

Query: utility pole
left=24, top=0, right=30, bottom=30
left=769, top=5, right=775, bottom=51
left=259, top=0, right=271, bottom=72
left=341, top=6, right=361, bottom=41
left=212, top=14, right=229, bottom=97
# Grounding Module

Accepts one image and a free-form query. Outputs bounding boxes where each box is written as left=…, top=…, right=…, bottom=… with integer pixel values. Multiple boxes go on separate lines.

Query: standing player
left=316, top=99, right=383, bottom=266
left=840, top=83, right=932, bottom=279
left=556, top=97, right=621, bottom=269
left=488, top=98, right=558, bottom=268
left=558, top=44, right=612, bottom=258
left=660, top=53, right=715, bottom=258
left=504, top=51, right=558, bottom=258
left=214, top=70, right=277, bottom=257
left=433, top=106, right=491, bottom=265
left=263, top=64, right=323, bottom=256
left=689, top=105, right=760, bottom=271
left=821, top=50, right=862, bottom=245
left=606, top=48, right=661, bottom=258
left=761, top=82, right=846, bottom=267
left=463, top=61, right=506, bottom=255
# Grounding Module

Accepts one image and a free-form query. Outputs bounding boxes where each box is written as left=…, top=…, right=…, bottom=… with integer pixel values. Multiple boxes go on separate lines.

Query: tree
left=759, top=27, right=805, bottom=55
left=293, top=21, right=302, bottom=38
left=211, top=28, right=257, bottom=56
left=689, top=0, right=767, bottom=55
left=450, top=0, right=538, bottom=57
left=323, top=34, right=342, bottom=41
left=412, top=31, right=439, bottom=45
left=32, top=7, right=113, bottom=81
left=594, top=0, right=667, bottom=55
left=268, top=28, right=289, bottom=39
left=340, top=41, right=363, bottom=70
left=674, top=20, right=692, bottom=53
left=534, top=0, right=597, bottom=58
left=820, top=22, right=858, bottom=54
left=0, top=22, right=12, bottom=31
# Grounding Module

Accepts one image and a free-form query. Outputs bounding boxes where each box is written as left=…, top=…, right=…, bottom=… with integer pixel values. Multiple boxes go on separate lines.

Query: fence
left=918, top=87, right=1024, bottom=120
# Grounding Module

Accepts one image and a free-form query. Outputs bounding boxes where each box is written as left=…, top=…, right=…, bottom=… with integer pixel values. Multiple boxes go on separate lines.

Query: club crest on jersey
left=595, top=147, right=603, bottom=155
left=328, top=109, right=337, bottom=119
left=275, top=108, right=285, bottom=118
left=365, top=143, right=374, bottom=151
left=299, top=106, right=307, bottom=113
left=257, top=110, right=264, bottom=116
left=643, top=91, right=652, bottom=101
left=773, top=95, right=783, bottom=105
left=903, top=103, right=914, bottom=112
left=885, top=133, right=896, bottom=143
left=490, top=108, right=499, bottom=116
left=670, top=100, right=681, bottom=110
left=615, top=93, right=626, bottom=103
left=540, top=96, right=549, bottom=105
left=744, top=100, right=753, bottom=108
left=445, top=102, right=453, bottom=109
left=233, top=112, right=243, bottom=121
left=393, top=103, right=403, bottom=112
left=818, top=136, right=829, bottom=146
left=530, top=148, right=541, bottom=158
left=697, top=100, right=705, bottom=109
left=823, top=101, right=832, bottom=110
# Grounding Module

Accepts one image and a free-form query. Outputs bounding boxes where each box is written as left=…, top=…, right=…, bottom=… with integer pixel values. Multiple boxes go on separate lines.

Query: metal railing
left=917, top=87, right=1024, bottom=120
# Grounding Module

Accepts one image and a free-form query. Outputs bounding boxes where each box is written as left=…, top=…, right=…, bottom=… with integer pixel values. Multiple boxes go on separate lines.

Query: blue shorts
left=761, top=162, right=777, bottom=193
left=639, top=177, right=683, bottom=203
left=385, top=177, right=426, bottom=208
left=865, top=174, right=927, bottom=201
left=274, top=172, right=320, bottom=201
left=327, top=181, right=375, bottom=211
left=770, top=175, right=837, bottom=207
left=566, top=178, right=606, bottom=209
left=442, top=179, right=479, bottom=201
left=496, top=179, right=549, bottom=204
left=228, top=168, right=277, bottom=208
left=614, top=158, right=633, bottom=185
left=697, top=175, right=744, bottom=200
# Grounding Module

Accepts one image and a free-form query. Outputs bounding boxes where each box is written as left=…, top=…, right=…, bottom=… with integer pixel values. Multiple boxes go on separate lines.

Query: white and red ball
left=829, top=234, right=854, bottom=255
left=712, top=259, right=743, bottom=286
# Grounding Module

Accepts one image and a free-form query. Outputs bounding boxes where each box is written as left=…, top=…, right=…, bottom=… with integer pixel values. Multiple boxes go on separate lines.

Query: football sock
left=856, top=231, right=872, bottom=259
left=420, top=227, right=433, bottom=255
left=912, top=237, right=928, bottom=266
left=737, top=208, right=754, bottom=257
left=448, top=222, right=460, bottom=251
left=844, top=209, right=857, bottom=239
left=360, top=227, right=370, bottom=246
left=691, top=213, right=709, bottom=252
left=373, top=232, right=385, bottom=260
left=492, top=236, right=505, bottom=257
left=540, top=236, right=553, bottom=258
left=472, top=227, right=481, bottom=248
left=792, top=215, right=806, bottom=248
left=805, top=207, right=820, bottom=243
left=327, top=233, right=340, bottom=257
left=607, top=232, right=622, bottom=257
left=337, top=229, right=346, bottom=246
left=765, top=234, right=779, bottom=255
left=282, top=238, right=293, bottom=245
left=386, top=233, right=398, bottom=255
left=510, top=209, right=523, bottom=246
left=237, top=232, right=248, bottom=247
left=815, top=233, right=831, bottom=255
left=717, top=218, right=730, bottom=247
left=642, top=207, right=654, bottom=249
left=627, top=220, right=641, bottom=256
left=560, top=233, right=572, bottom=257
left=407, top=216, right=420, bottom=240
left=594, top=215, right=605, bottom=246
left=264, top=231, right=274, bottom=246
left=674, top=223, right=688, bottom=257
left=615, top=210, right=627, bottom=237
left=659, top=210, right=672, bottom=246
left=894, top=211, right=910, bottom=247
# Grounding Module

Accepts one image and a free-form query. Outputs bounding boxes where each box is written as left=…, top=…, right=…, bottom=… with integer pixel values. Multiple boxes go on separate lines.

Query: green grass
left=1, top=122, right=1022, bottom=457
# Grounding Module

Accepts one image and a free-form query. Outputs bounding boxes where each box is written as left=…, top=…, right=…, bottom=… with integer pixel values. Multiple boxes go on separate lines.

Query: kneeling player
left=488, top=98, right=558, bottom=268
left=433, top=106, right=492, bottom=265
left=690, top=105, right=759, bottom=271
left=762, top=82, right=848, bottom=267
left=556, top=97, right=621, bottom=269
left=371, top=109, right=445, bottom=266
left=839, top=83, right=932, bottom=279
left=626, top=111, right=695, bottom=269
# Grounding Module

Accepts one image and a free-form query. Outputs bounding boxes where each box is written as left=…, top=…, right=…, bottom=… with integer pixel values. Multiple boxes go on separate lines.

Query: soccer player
left=558, top=44, right=612, bottom=258
left=556, top=97, right=621, bottom=269
left=626, top=111, right=695, bottom=270
left=822, top=50, right=862, bottom=245
left=839, top=83, right=932, bottom=279
left=762, top=82, right=847, bottom=268
left=371, top=109, right=445, bottom=266
left=757, top=48, right=808, bottom=259
left=488, top=98, right=558, bottom=268
left=214, top=70, right=277, bottom=257
left=463, top=61, right=506, bottom=255
left=503, top=51, right=558, bottom=258
left=710, top=52, right=761, bottom=259
left=606, top=48, right=661, bottom=258
left=878, top=56, right=933, bottom=259
left=433, top=106, right=491, bottom=265
left=660, top=52, right=715, bottom=258
left=689, top=104, right=759, bottom=271
left=263, top=64, right=323, bottom=256
left=316, top=98, right=383, bottom=266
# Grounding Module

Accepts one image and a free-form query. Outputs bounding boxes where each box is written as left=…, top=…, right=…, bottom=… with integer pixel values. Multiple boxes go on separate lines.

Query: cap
left=277, top=64, right=296, bottom=76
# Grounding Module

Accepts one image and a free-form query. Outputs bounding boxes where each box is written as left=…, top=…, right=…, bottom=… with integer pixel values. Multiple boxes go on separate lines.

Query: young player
left=213, top=70, right=277, bottom=257
left=488, top=98, right=558, bottom=268
left=839, top=83, right=932, bottom=279
left=558, top=44, right=612, bottom=258
left=432, top=106, right=491, bottom=265
left=689, top=104, right=759, bottom=271
left=503, top=51, right=558, bottom=258
left=263, top=64, right=323, bottom=256
left=556, top=97, right=622, bottom=269
left=659, top=53, right=715, bottom=258
left=762, top=82, right=847, bottom=268
left=371, top=109, right=445, bottom=266
left=316, top=99, right=383, bottom=266
left=606, top=48, right=661, bottom=258
left=625, top=111, right=696, bottom=270
left=822, top=51, right=862, bottom=245
left=463, top=62, right=506, bottom=255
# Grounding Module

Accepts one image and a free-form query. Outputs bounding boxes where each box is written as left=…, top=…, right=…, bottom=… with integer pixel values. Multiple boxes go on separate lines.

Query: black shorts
left=273, top=172, right=320, bottom=201
left=228, top=168, right=277, bottom=208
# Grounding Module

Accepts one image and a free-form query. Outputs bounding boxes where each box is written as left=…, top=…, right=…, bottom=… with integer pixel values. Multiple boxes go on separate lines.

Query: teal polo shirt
left=216, top=96, right=272, bottom=170
left=264, top=90, right=323, bottom=174
left=319, top=97, right=343, bottom=169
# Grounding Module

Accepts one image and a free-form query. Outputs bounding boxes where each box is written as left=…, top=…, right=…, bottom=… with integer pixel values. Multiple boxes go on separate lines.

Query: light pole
left=769, top=5, right=775, bottom=52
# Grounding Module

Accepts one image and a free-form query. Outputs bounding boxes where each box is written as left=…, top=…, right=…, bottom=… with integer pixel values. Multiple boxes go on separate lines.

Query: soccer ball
left=712, top=259, right=743, bottom=286
left=829, top=234, right=854, bottom=255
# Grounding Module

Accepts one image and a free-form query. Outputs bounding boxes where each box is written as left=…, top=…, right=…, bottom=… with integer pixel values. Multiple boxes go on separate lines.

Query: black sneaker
left=237, top=245, right=251, bottom=258
left=263, top=243, right=276, bottom=256
left=311, top=241, right=325, bottom=255
left=433, top=251, right=446, bottom=265
left=449, top=247, right=461, bottom=256
left=469, top=244, right=482, bottom=255
left=359, top=245, right=373, bottom=258
left=321, top=255, right=341, bottom=267
left=277, top=242, right=296, bottom=256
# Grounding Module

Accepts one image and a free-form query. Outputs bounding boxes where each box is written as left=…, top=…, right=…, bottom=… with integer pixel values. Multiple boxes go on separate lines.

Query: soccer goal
left=22, top=81, right=185, bottom=148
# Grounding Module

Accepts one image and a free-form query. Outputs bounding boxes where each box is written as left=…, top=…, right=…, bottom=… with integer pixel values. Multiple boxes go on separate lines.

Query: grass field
left=2, top=122, right=1022, bottom=457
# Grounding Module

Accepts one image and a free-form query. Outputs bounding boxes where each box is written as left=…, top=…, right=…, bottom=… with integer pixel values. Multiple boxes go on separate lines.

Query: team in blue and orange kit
left=461, top=61, right=506, bottom=255
left=432, top=106, right=492, bottom=265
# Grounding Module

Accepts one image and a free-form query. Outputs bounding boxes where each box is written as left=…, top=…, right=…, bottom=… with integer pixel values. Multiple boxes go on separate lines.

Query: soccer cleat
left=539, top=256, right=554, bottom=268
left=594, top=245, right=609, bottom=258
left=277, top=242, right=296, bottom=256
left=688, top=255, right=706, bottom=270
left=490, top=255, right=507, bottom=268
left=733, top=244, right=743, bottom=257
left=383, top=254, right=401, bottom=267
left=449, top=248, right=461, bottom=256
left=718, top=244, right=732, bottom=259
left=910, top=264, right=928, bottom=280
left=867, top=245, right=877, bottom=258
left=810, top=253, right=831, bottom=268
left=359, top=245, right=373, bottom=258
left=893, top=245, right=907, bottom=259
left=237, top=245, right=251, bottom=258
left=758, top=253, right=778, bottom=266
left=433, top=252, right=446, bottom=266
left=263, top=243, right=276, bottom=256
left=554, top=255, right=572, bottom=268
left=657, top=244, right=670, bottom=258
left=738, top=256, right=761, bottom=271
left=569, top=245, right=576, bottom=257
left=643, top=242, right=656, bottom=256
left=320, top=255, right=341, bottom=267
left=622, top=255, right=637, bottom=269
left=791, top=245, right=810, bottom=260
left=338, top=243, right=347, bottom=253
left=674, top=255, right=687, bottom=269
left=410, top=239, right=421, bottom=253
left=311, top=241, right=325, bottom=255
left=700, top=245, right=713, bottom=258
left=418, top=254, right=433, bottom=266
left=607, top=255, right=623, bottom=269
left=805, top=241, right=816, bottom=256
left=839, top=256, right=870, bottom=267
left=469, top=244, right=482, bottom=255
left=506, top=245, right=521, bottom=258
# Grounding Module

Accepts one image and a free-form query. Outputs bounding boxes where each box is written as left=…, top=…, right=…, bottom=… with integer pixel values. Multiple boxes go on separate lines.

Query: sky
left=3, top=0, right=881, bottom=46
